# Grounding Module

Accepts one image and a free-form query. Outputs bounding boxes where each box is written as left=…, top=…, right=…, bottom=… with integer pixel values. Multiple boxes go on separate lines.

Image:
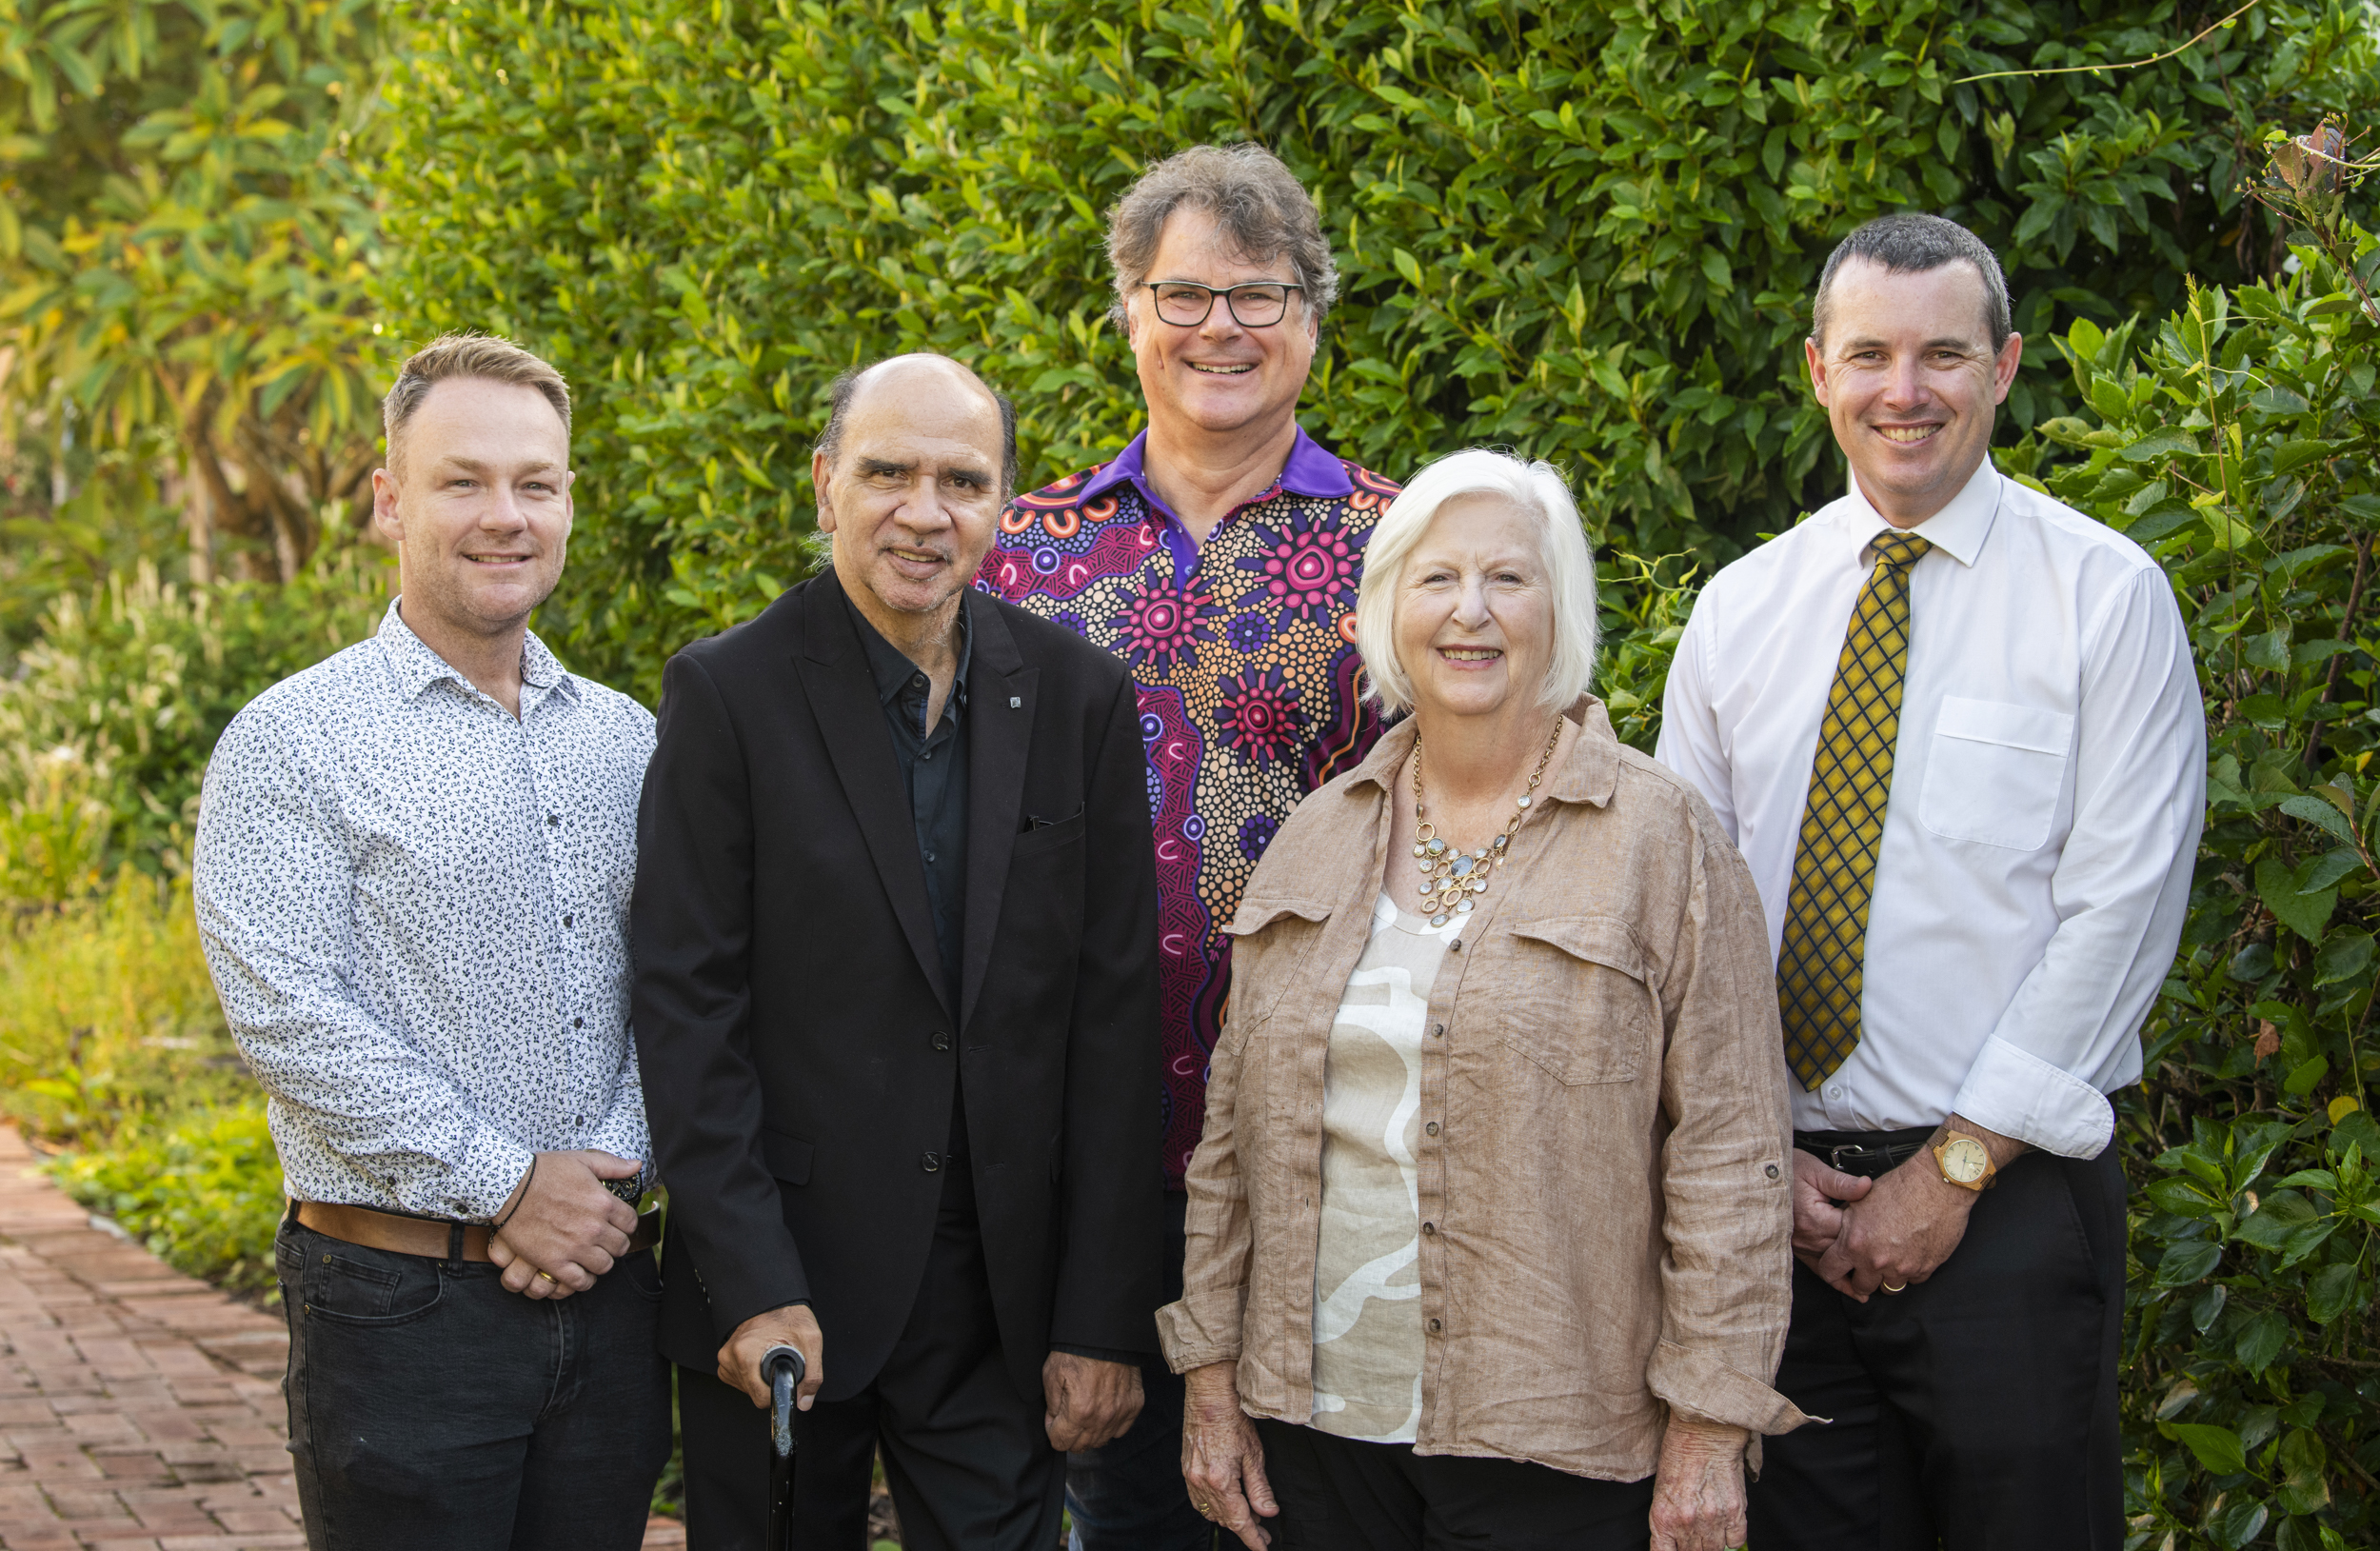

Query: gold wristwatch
left=1933, top=1132, right=1997, bottom=1191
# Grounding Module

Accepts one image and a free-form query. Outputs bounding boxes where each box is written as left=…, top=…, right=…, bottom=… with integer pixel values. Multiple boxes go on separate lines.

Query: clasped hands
left=485, top=1148, right=644, bottom=1300
left=1792, top=1117, right=2023, bottom=1301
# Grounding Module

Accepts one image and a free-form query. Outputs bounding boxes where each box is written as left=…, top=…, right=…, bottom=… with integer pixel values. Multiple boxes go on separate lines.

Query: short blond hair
left=1355, top=449, right=1599, bottom=719
left=382, top=333, right=571, bottom=472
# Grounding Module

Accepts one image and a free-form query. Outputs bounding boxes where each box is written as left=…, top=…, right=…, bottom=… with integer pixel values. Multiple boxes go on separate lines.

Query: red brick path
left=0, top=1128, right=684, bottom=1550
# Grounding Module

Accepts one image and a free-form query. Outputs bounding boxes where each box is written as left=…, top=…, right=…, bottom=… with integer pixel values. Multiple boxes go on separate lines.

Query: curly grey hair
left=1105, top=143, right=1339, bottom=330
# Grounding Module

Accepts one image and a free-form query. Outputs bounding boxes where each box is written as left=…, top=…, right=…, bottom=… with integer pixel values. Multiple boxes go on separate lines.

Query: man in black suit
left=633, top=353, right=1164, bottom=1550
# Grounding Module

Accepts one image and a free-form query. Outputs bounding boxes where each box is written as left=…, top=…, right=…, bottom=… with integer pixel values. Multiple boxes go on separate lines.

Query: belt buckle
left=1829, top=1143, right=1874, bottom=1174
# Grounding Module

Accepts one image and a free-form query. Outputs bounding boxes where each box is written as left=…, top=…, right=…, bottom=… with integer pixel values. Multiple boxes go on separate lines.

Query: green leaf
left=2256, top=854, right=2336, bottom=941
left=2234, top=1308, right=2290, bottom=1372
left=2313, top=931, right=2372, bottom=985
left=2279, top=795, right=2357, bottom=847
left=2167, top=1421, right=2248, bottom=1476
left=2155, top=1239, right=2222, bottom=1285
left=2122, top=428, right=2202, bottom=462
left=2308, top=1262, right=2360, bottom=1323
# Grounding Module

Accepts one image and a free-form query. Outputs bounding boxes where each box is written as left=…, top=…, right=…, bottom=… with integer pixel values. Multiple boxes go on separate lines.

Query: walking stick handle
left=762, top=1344, right=806, bottom=1458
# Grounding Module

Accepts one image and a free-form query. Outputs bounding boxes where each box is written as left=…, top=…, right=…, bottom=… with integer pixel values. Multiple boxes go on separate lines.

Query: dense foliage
left=0, top=0, right=388, bottom=667
left=377, top=0, right=2380, bottom=701
left=2018, top=209, right=2380, bottom=1546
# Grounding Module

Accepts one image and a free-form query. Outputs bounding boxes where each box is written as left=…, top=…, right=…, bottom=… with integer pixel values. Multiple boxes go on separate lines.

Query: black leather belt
left=1794, top=1126, right=1935, bottom=1179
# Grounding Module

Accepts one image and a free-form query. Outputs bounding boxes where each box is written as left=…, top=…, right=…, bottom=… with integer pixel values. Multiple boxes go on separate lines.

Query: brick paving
left=0, top=1128, right=684, bottom=1550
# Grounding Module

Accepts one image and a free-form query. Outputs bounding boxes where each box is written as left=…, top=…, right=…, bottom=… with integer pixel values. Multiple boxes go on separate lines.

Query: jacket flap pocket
left=761, top=1128, right=813, bottom=1185
left=1509, top=914, right=1647, bottom=982
left=1225, top=897, right=1336, bottom=937
left=1934, top=696, right=2073, bottom=756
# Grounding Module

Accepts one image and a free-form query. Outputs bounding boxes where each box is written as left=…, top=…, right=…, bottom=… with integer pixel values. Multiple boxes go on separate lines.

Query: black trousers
left=1748, top=1145, right=2127, bottom=1551
left=275, top=1216, right=672, bottom=1551
left=679, top=1164, right=1064, bottom=1551
left=1062, top=1190, right=1213, bottom=1551
left=1255, top=1417, right=1656, bottom=1550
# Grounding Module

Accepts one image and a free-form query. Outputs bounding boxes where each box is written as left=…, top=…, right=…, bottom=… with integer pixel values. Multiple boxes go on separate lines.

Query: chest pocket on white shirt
left=1917, top=696, right=2074, bottom=850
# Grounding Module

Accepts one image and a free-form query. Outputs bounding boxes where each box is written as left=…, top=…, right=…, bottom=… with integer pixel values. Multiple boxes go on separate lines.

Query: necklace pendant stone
left=1412, top=844, right=1426, bottom=858
left=1425, top=838, right=1446, bottom=855
left=1516, top=795, right=1531, bottom=808
left=1455, top=898, right=1474, bottom=914
left=1450, top=856, right=1473, bottom=877
left=1430, top=912, right=1449, bottom=927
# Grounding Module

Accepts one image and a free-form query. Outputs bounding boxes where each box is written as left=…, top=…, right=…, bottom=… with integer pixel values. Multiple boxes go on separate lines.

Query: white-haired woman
left=1159, top=449, right=1804, bottom=1550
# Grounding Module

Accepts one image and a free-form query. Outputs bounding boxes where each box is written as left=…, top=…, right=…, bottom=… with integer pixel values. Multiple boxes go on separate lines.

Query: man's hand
left=1650, top=1414, right=1749, bottom=1551
left=486, top=1150, right=641, bottom=1299
left=1815, top=1116, right=2028, bottom=1300
left=719, top=1304, right=825, bottom=1410
left=1043, top=1352, right=1143, bottom=1452
left=1790, top=1150, right=1873, bottom=1269
left=1180, top=1362, right=1278, bottom=1550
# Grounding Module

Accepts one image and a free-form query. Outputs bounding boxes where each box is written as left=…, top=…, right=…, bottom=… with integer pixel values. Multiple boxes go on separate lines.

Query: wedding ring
left=1882, top=1281, right=1907, bottom=1294
left=536, top=1270, right=557, bottom=1283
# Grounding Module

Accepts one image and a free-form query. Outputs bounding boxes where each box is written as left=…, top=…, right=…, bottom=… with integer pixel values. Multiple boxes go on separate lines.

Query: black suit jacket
left=631, top=568, right=1163, bottom=1403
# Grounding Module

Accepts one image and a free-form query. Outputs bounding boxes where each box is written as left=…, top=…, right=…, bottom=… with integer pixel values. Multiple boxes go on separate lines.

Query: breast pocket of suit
left=1918, top=696, right=2075, bottom=851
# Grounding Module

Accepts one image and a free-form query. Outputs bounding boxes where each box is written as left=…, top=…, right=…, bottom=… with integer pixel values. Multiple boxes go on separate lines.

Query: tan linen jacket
left=1158, top=697, right=1806, bottom=1480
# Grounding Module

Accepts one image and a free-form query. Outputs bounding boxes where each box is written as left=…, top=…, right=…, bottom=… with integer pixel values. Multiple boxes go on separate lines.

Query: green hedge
left=375, top=0, right=2380, bottom=701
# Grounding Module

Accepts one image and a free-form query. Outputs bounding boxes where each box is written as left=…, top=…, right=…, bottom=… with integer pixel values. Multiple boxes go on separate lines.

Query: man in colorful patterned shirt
left=977, top=141, right=1398, bottom=1549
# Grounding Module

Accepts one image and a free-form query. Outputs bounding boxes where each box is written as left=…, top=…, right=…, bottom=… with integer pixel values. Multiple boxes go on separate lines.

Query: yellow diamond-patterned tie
left=1778, top=527, right=1933, bottom=1091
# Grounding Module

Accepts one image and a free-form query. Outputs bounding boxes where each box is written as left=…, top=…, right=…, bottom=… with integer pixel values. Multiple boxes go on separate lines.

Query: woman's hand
left=1180, top=1362, right=1279, bottom=1549
left=1650, top=1413, right=1749, bottom=1551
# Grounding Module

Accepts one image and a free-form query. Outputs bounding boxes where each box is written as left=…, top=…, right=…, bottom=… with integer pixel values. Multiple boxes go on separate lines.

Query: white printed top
left=193, top=599, right=655, bottom=1220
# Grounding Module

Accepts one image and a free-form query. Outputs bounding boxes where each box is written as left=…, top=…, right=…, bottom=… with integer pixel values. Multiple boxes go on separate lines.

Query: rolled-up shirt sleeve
left=1647, top=803, right=1809, bottom=1440
left=194, top=709, right=531, bottom=1219
left=1953, top=567, right=2205, bottom=1158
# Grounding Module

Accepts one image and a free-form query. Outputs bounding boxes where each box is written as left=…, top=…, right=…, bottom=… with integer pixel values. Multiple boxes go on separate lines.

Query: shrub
left=2028, top=213, right=2380, bottom=1545
left=0, top=547, right=395, bottom=879
left=51, top=1104, right=284, bottom=1298
left=375, top=0, right=2380, bottom=700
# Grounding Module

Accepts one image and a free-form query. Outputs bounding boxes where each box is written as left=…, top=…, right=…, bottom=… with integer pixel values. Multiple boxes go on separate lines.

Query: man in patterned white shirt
left=194, top=334, right=669, bottom=1550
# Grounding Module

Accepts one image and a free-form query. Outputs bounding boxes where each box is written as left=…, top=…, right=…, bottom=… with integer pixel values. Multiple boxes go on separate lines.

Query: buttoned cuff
left=453, top=1125, right=538, bottom=1222
left=1157, top=1288, right=1249, bottom=1375
left=1646, top=1341, right=1811, bottom=1437
left=1951, top=1035, right=2115, bottom=1159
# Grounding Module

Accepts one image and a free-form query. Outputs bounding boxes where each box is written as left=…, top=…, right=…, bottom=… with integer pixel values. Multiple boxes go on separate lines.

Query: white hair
left=1355, top=448, right=1599, bottom=719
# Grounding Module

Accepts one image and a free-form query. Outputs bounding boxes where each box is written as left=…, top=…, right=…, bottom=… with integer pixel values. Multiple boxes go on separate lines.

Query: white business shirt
left=1656, top=459, right=2204, bottom=1158
left=194, top=600, right=656, bottom=1218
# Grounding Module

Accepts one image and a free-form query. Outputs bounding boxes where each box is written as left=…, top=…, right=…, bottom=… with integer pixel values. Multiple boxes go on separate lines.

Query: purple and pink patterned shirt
left=978, top=428, right=1398, bottom=1186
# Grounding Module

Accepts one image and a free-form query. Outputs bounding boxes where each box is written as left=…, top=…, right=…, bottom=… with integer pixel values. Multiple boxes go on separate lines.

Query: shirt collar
left=1838, top=457, right=2002, bottom=568
left=376, top=598, right=577, bottom=707
left=1076, top=425, right=1355, bottom=506
left=1344, top=695, right=1623, bottom=810
left=844, top=590, right=973, bottom=714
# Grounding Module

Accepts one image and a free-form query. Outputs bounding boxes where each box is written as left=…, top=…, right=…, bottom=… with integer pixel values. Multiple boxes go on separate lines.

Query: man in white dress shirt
left=1656, top=213, right=2203, bottom=1548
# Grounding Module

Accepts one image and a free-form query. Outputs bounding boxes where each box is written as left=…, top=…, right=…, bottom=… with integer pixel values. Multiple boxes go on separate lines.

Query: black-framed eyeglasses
left=1144, top=279, right=1303, bottom=328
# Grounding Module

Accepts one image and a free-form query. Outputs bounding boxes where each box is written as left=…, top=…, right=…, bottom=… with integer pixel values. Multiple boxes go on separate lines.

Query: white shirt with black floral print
left=194, top=599, right=655, bottom=1221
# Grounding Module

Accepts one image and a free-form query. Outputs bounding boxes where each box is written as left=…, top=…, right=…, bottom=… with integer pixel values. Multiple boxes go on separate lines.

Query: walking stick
left=764, top=1343, right=806, bottom=1551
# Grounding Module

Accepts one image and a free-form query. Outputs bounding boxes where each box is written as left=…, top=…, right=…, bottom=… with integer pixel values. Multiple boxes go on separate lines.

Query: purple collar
left=1078, top=426, right=1353, bottom=509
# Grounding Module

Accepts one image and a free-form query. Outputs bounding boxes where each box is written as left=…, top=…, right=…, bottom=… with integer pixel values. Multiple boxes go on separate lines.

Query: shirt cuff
left=453, top=1125, right=538, bottom=1222
left=1157, top=1288, right=1248, bottom=1375
left=1951, top=1035, right=2116, bottom=1159
left=1645, top=1340, right=1811, bottom=1437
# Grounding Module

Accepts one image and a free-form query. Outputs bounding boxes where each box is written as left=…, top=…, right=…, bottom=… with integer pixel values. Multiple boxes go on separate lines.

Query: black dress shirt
left=847, top=597, right=974, bottom=1161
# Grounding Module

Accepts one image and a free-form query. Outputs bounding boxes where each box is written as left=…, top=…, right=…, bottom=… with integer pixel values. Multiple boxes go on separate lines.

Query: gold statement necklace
left=1412, top=717, right=1564, bottom=926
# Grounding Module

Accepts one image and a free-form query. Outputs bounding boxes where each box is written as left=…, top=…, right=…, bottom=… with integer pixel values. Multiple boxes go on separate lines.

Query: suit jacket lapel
left=962, top=592, right=1034, bottom=1032
left=792, top=569, right=951, bottom=1016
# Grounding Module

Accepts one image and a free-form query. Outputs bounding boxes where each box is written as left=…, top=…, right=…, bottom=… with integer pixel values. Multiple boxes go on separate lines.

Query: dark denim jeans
left=1063, top=1192, right=1214, bottom=1551
left=276, top=1214, right=671, bottom=1551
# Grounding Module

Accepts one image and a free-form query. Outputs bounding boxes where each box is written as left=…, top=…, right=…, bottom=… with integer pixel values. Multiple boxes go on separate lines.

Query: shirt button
left=1765, top=1163, right=1780, bottom=1179
left=1826, top=1085, right=1844, bottom=1100
left=931, top=1031, right=952, bottom=1052
left=922, top=1152, right=942, bottom=1173
left=921, top=749, right=932, bottom=761
left=1448, top=939, right=1461, bottom=953
left=1427, top=1318, right=1442, bottom=1334
left=1431, top=1024, right=1445, bottom=1038
left=545, top=814, right=559, bottom=827
left=562, top=913, right=573, bottom=927
left=923, top=851, right=936, bottom=864
left=572, top=1017, right=584, bottom=1029
left=1421, top=1222, right=1437, bottom=1236
left=1425, top=1122, right=1440, bottom=1137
